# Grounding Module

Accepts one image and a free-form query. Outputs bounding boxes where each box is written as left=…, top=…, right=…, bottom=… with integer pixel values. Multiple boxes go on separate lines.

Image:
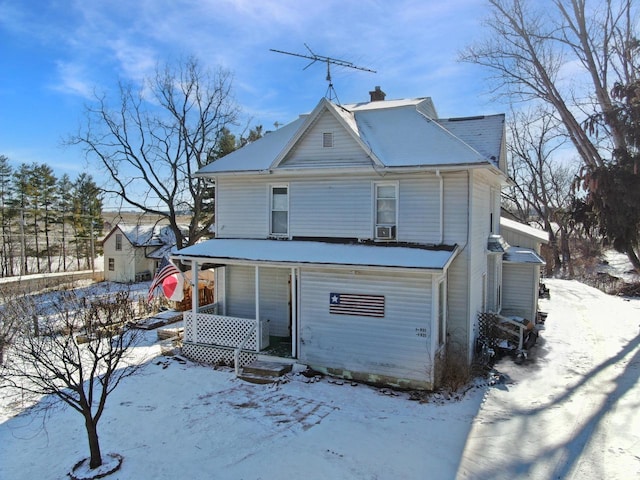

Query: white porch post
left=255, top=265, right=261, bottom=343
left=214, top=266, right=226, bottom=315
left=191, top=260, right=199, bottom=343
left=291, top=267, right=298, bottom=358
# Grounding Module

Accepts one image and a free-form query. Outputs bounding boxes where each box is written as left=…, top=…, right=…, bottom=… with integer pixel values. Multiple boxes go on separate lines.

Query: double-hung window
left=374, top=182, right=397, bottom=240
left=270, top=185, right=289, bottom=236
left=115, top=234, right=123, bottom=251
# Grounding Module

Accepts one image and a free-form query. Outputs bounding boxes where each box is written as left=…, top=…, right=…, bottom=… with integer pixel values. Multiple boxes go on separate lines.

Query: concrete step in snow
left=239, top=360, right=293, bottom=384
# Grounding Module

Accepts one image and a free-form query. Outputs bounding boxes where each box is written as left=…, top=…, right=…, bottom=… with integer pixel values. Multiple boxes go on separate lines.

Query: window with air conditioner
left=374, top=182, right=397, bottom=240
left=270, top=185, right=289, bottom=236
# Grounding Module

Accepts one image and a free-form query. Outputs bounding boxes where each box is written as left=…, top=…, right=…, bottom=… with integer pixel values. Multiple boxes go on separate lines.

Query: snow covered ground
left=1, top=279, right=639, bottom=479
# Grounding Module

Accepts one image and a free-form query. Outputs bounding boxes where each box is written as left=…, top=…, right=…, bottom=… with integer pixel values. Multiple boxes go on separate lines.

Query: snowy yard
left=1, top=279, right=639, bottom=479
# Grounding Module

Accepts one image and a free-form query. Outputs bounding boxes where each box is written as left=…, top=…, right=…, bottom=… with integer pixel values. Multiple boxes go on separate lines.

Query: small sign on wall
left=329, top=293, right=385, bottom=318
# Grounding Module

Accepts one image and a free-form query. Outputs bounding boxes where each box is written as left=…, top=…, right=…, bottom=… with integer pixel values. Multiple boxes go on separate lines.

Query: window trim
left=373, top=181, right=398, bottom=240
left=108, top=258, right=115, bottom=271
left=115, top=234, right=123, bottom=251
left=269, top=184, right=289, bottom=237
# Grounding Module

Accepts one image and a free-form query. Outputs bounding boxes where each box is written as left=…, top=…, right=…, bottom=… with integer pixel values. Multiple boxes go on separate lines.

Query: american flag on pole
left=148, top=257, right=180, bottom=303
left=329, top=293, right=385, bottom=318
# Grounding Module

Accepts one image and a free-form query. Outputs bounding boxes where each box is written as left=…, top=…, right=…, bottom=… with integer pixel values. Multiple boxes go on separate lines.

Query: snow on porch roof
left=504, top=246, right=546, bottom=265
left=173, top=239, right=458, bottom=271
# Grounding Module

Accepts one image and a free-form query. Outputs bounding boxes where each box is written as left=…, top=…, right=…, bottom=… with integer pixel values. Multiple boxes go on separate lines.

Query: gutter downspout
left=436, top=169, right=444, bottom=244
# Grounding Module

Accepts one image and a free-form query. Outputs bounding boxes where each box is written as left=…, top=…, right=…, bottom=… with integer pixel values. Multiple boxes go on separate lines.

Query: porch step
left=239, top=360, right=293, bottom=384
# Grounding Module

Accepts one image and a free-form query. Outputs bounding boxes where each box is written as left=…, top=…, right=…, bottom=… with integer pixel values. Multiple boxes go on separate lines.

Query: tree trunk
left=546, top=228, right=562, bottom=275
left=624, top=243, right=640, bottom=275
left=84, top=414, right=103, bottom=469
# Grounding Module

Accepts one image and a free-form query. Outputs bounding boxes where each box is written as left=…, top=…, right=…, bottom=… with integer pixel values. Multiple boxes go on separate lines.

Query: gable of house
left=278, top=107, right=374, bottom=168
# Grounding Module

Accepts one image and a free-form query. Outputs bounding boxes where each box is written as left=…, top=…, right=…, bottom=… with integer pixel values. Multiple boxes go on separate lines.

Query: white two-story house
left=172, top=89, right=544, bottom=389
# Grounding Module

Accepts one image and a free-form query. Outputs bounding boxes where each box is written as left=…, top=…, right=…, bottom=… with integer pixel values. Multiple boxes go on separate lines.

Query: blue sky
left=0, top=0, right=503, bottom=184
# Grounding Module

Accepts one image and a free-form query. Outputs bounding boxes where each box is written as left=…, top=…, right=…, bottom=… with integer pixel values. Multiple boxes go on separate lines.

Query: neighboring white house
left=102, top=223, right=177, bottom=283
left=172, top=89, right=543, bottom=389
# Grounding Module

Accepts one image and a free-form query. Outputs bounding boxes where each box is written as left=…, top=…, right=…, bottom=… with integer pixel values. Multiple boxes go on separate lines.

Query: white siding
left=281, top=111, right=372, bottom=168
left=440, top=172, right=470, bottom=356
left=216, top=172, right=472, bottom=243
left=299, top=268, right=434, bottom=384
left=466, top=172, right=499, bottom=359
left=290, top=177, right=372, bottom=238
left=226, top=265, right=255, bottom=319
left=445, top=252, right=469, bottom=354
left=103, top=233, right=154, bottom=283
left=502, top=228, right=540, bottom=252
left=469, top=175, right=490, bottom=312
left=442, top=172, right=469, bottom=245
left=398, top=174, right=441, bottom=244
left=502, top=263, right=537, bottom=321
left=258, top=267, right=290, bottom=337
left=216, top=180, right=267, bottom=238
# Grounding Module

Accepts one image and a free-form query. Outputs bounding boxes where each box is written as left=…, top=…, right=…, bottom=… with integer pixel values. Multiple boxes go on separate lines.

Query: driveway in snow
left=457, top=279, right=640, bottom=479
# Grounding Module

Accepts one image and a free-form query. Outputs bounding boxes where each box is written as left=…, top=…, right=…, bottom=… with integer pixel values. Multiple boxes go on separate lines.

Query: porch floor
left=261, top=336, right=293, bottom=358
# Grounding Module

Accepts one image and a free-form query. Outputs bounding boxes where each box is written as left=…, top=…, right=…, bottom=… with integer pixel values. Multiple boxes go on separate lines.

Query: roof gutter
left=172, top=255, right=451, bottom=274
left=195, top=161, right=507, bottom=178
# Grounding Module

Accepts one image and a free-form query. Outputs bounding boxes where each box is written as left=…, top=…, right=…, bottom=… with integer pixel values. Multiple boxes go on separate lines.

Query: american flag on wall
left=329, top=293, right=385, bottom=318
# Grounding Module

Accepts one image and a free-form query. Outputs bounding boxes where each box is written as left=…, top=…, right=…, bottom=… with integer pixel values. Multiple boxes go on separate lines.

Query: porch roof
left=504, top=246, right=546, bottom=265
left=173, top=239, right=458, bottom=271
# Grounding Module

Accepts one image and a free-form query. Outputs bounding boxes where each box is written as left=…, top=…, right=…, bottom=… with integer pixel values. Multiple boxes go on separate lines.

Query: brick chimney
left=369, top=86, right=386, bottom=102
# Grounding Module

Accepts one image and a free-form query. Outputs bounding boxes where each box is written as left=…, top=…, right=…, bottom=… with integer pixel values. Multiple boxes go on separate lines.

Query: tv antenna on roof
left=270, top=43, right=376, bottom=104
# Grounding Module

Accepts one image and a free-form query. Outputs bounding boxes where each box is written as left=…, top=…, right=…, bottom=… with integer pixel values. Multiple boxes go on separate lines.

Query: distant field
left=102, top=212, right=192, bottom=232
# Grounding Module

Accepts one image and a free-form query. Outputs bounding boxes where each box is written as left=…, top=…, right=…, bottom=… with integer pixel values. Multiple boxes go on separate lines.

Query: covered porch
left=179, top=262, right=298, bottom=371
left=172, top=238, right=459, bottom=378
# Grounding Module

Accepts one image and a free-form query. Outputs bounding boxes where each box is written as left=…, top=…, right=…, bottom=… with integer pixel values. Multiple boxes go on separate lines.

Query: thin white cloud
left=51, top=61, right=94, bottom=99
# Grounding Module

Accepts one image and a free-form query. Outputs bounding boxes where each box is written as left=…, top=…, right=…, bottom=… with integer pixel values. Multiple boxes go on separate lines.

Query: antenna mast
left=270, top=43, right=376, bottom=103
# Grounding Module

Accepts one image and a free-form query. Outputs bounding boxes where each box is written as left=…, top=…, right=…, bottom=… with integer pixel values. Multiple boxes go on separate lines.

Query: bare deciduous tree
left=462, top=0, right=640, bottom=271
left=69, top=57, right=240, bottom=248
left=0, top=288, right=145, bottom=472
left=504, top=107, right=579, bottom=275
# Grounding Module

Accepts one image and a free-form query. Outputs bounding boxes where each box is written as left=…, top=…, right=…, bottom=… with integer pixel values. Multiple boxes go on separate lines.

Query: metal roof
left=196, top=97, right=505, bottom=176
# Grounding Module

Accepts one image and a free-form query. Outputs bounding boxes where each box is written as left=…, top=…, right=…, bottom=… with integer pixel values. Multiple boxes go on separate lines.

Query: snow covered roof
left=173, top=239, right=458, bottom=271
left=103, top=223, right=165, bottom=247
left=197, top=96, right=505, bottom=176
left=436, top=115, right=505, bottom=167
left=500, top=217, right=549, bottom=244
left=504, top=246, right=546, bottom=265
left=103, top=223, right=187, bottom=258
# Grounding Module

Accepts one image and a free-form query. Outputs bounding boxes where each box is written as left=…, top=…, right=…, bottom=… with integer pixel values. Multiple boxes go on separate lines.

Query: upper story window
left=322, top=132, right=334, bottom=148
left=115, top=234, right=123, bottom=251
left=270, top=185, right=289, bottom=236
left=374, top=182, right=397, bottom=240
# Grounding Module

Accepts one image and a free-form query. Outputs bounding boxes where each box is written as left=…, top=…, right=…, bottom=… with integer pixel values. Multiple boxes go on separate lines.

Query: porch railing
left=183, top=310, right=269, bottom=351
left=234, top=324, right=257, bottom=376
